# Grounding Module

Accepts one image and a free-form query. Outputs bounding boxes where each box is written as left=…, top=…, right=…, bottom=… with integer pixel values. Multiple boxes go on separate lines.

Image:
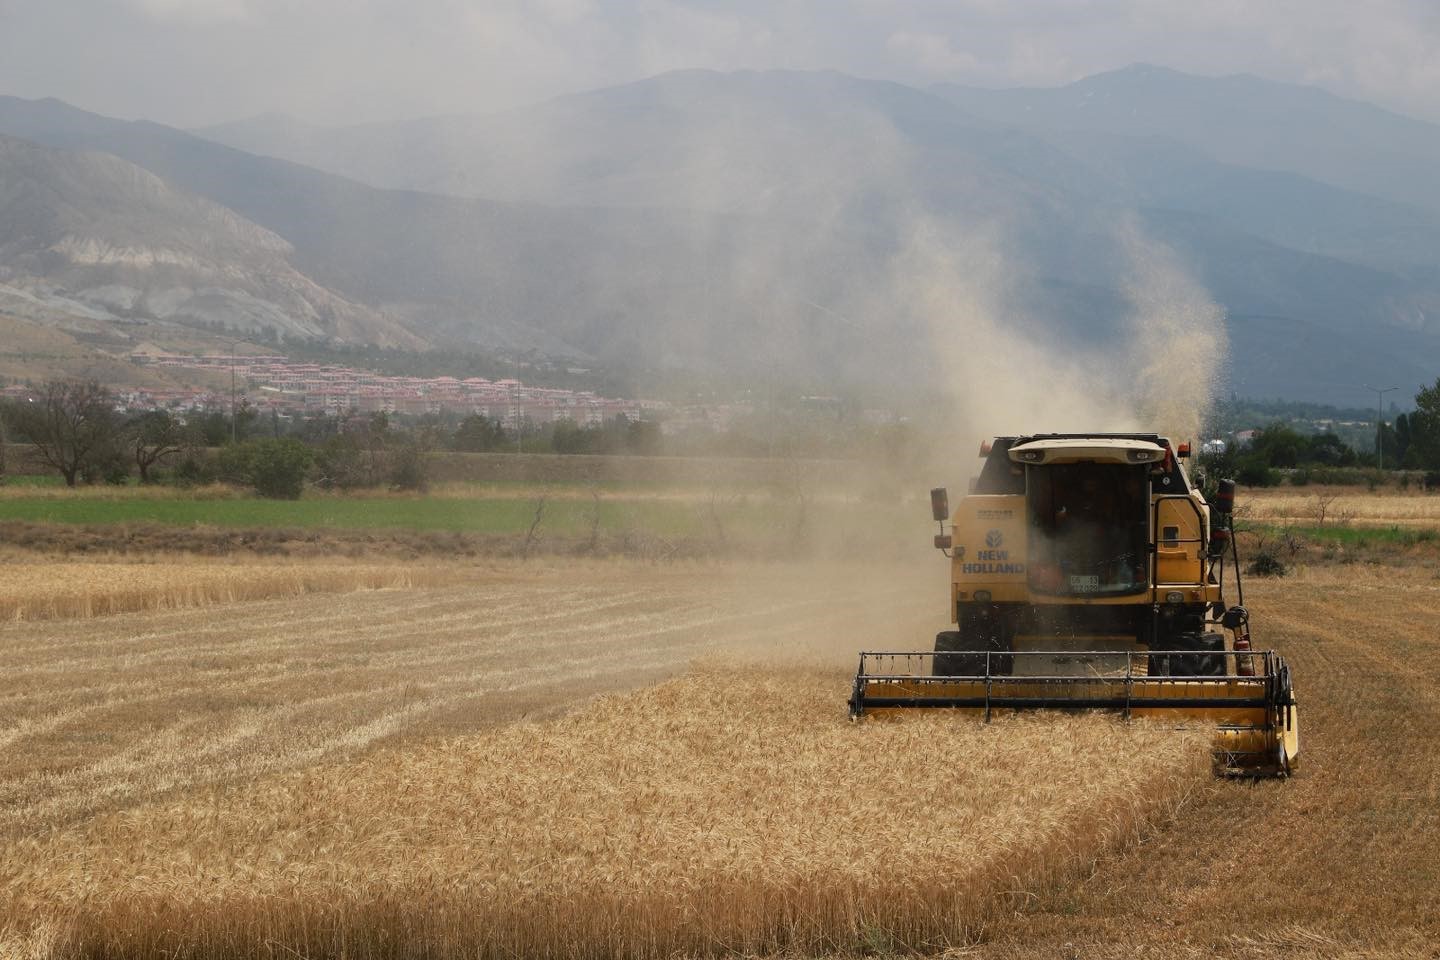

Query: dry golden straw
left=0, top=561, right=458, bottom=621
left=0, top=670, right=1209, bottom=959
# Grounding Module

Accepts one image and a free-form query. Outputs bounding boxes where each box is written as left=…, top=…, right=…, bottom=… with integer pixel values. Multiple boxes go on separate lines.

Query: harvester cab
left=851, top=433, right=1299, bottom=777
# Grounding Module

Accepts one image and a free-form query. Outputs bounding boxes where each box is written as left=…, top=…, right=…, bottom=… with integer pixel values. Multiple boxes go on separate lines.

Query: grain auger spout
left=851, top=433, right=1300, bottom=777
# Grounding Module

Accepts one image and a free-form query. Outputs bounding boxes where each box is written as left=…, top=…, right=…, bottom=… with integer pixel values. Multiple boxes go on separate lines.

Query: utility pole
left=230, top=340, right=238, bottom=445
left=1365, top=385, right=1398, bottom=469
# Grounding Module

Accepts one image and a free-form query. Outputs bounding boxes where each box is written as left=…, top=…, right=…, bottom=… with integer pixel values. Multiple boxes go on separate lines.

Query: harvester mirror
left=1213, top=479, right=1236, bottom=516
left=930, top=487, right=949, bottom=521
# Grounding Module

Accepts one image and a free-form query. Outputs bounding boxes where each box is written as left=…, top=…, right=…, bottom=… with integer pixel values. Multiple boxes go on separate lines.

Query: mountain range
left=2, top=64, right=1439, bottom=403
left=0, top=134, right=414, bottom=349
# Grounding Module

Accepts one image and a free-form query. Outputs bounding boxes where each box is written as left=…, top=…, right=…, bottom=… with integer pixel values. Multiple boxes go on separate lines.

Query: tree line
left=1203, top=378, right=1440, bottom=486
left=1, top=379, right=911, bottom=498
left=0, top=380, right=674, bottom=498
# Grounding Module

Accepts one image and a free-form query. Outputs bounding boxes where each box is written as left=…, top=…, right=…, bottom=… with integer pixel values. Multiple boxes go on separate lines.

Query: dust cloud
left=542, top=83, right=1233, bottom=528
left=568, top=82, right=1234, bottom=482
left=883, top=211, right=1226, bottom=467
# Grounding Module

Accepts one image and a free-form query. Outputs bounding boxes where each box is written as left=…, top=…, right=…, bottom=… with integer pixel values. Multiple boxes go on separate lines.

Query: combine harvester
left=850, top=434, right=1299, bottom=777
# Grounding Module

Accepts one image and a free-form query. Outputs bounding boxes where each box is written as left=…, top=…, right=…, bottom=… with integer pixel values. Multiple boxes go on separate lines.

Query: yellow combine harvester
left=850, top=433, right=1299, bottom=777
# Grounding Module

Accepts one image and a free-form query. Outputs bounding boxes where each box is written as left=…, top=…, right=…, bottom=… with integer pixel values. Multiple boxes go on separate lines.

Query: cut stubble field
left=0, top=492, right=708, bottom=535
left=0, top=561, right=925, bottom=839
left=0, top=554, right=1436, bottom=957
left=4, top=677, right=1209, bottom=959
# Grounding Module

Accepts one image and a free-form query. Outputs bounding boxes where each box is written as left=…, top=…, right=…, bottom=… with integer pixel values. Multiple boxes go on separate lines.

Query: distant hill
left=191, top=69, right=1440, bottom=399
left=933, top=63, right=1440, bottom=217
left=5, top=65, right=1440, bottom=403
left=195, top=70, right=1126, bottom=213
left=1001, top=129, right=1440, bottom=275
left=7, top=82, right=1145, bottom=389
left=0, top=134, right=419, bottom=348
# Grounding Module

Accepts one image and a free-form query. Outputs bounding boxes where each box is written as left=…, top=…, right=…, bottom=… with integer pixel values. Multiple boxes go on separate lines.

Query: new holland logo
left=961, top=528, right=1024, bottom=576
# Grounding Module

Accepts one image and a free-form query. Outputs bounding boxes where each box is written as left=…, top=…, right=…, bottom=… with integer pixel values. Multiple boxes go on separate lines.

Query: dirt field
left=0, top=550, right=1437, bottom=957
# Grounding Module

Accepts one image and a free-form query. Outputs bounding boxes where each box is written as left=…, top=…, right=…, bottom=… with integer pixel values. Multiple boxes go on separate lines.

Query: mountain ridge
left=0, top=133, right=421, bottom=349
left=4, top=64, right=1440, bottom=403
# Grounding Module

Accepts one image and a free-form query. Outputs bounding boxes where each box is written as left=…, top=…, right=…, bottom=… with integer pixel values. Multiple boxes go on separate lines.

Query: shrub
left=387, top=441, right=430, bottom=492
left=1236, top=456, right=1280, bottom=488
left=312, top=435, right=370, bottom=490
left=1246, top=550, right=1287, bottom=577
left=249, top=439, right=313, bottom=499
left=217, top=439, right=313, bottom=499
left=81, top=447, right=132, bottom=486
left=173, top=453, right=217, bottom=487
left=214, top=443, right=255, bottom=485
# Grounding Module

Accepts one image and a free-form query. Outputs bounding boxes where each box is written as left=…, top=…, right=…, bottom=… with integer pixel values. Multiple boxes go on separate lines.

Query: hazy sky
left=2, top=0, right=1439, bottom=127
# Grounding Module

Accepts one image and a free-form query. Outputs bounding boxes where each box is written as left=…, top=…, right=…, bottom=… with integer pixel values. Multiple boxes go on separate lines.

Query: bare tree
left=587, top=489, right=603, bottom=553
left=521, top=495, right=548, bottom=560
left=16, top=380, right=122, bottom=487
left=131, top=409, right=187, bottom=484
left=780, top=446, right=812, bottom=554
left=705, top=483, right=741, bottom=552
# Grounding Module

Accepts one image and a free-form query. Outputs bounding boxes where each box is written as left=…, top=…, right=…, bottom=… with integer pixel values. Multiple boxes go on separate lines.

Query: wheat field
left=0, top=562, right=931, bottom=839
left=4, top=554, right=1432, bottom=958
left=1242, top=487, right=1440, bottom=527
left=0, top=670, right=1208, bottom=959
left=970, top=565, right=1440, bottom=959
left=0, top=559, right=463, bottom=620
left=0, top=559, right=1217, bottom=958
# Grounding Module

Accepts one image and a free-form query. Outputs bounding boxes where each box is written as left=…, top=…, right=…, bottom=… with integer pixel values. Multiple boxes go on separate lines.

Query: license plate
left=1070, top=575, right=1100, bottom=592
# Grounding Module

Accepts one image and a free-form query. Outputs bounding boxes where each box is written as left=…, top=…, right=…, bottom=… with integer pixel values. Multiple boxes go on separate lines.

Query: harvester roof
left=1007, top=436, right=1165, bottom=465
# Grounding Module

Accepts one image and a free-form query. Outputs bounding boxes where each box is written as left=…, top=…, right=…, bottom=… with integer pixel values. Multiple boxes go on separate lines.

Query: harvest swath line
left=969, top=568, right=1440, bottom=959
left=0, top=565, right=929, bottom=839
left=1, top=671, right=1209, bottom=959
left=0, top=561, right=464, bottom=622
